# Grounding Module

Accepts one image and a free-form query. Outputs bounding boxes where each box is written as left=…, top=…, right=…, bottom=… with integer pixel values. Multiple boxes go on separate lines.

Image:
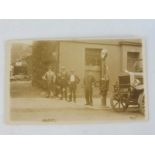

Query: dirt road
left=9, top=81, right=144, bottom=123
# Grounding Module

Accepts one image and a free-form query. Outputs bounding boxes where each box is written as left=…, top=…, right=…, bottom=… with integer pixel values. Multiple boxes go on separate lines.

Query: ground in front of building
left=9, top=81, right=145, bottom=123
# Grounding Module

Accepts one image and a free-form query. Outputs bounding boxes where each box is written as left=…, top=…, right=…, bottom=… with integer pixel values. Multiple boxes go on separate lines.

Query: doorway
left=85, top=48, right=102, bottom=96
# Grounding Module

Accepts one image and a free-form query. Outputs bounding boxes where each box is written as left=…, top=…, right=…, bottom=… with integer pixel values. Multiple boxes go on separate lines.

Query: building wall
left=59, top=41, right=122, bottom=97
left=31, top=40, right=142, bottom=97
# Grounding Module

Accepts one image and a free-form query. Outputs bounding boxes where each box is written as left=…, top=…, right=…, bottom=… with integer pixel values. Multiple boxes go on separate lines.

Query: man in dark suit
left=60, top=66, right=68, bottom=100
left=100, top=64, right=109, bottom=106
left=55, top=72, right=62, bottom=98
left=68, top=70, right=80, bottom=102
left=84, top=70, right=95, bottom=106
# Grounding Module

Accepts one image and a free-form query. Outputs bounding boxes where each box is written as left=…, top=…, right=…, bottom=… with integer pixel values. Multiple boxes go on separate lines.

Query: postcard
left=6, top=38, right=147, bottom=124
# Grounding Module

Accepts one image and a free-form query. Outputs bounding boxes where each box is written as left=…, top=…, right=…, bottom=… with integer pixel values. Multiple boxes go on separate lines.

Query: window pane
left=127, top=52, right=142, bottom=72
left=85, top=48, right=101, bottom=66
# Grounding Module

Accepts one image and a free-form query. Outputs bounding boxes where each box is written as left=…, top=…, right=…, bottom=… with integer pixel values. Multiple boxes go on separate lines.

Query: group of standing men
left=42, top=65, right=109, bottom=106
left=42, top=66, right=80, bottom=103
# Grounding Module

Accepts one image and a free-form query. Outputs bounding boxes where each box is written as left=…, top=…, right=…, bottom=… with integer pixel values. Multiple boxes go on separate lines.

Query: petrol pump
left=100, top=49, right=109, bottom=106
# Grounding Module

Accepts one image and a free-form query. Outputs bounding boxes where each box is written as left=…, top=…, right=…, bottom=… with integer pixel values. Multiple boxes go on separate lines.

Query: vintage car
left=110, top=71, right=145, bottom=114
left=10, top=74, right=31, bottom=81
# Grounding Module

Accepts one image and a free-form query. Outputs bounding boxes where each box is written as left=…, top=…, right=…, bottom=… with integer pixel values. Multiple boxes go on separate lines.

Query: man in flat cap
left=42, top=65, right=56, bottom=98
left=68, top=70, right=80, bottom=102
left=84, top=70, right=95, bottom=106
left=60, top=66, right=68, bottom=100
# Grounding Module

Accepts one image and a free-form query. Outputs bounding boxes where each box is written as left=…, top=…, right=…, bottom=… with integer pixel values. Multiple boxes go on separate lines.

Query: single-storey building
left=32, top=39, right=143, bottom=97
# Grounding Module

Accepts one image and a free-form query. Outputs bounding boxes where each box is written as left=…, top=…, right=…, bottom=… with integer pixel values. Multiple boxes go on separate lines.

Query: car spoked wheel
left=110, top=97, right=128, bottom=112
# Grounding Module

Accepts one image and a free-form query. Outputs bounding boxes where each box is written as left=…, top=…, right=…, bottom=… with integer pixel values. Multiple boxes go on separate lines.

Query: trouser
left=101, top=91, right=107, bottom=106
left=101, top=80, right=109, bottom=106
left=47, top=82, right=54, bottom=97
left=85, top=88, right=93, bottom=105
left=69, top=83, right=76, bottom=102
left=55, top=85, right=61, bottom=97
left=60, top=86, right=67, bottom=100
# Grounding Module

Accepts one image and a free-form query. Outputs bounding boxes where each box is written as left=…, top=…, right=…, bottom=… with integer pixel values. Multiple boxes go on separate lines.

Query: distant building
left=32, top=40, right=142, bottom=96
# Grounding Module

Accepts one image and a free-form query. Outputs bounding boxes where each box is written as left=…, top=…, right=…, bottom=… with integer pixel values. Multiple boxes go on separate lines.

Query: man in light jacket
left=42, top=66, right=56, bottom=98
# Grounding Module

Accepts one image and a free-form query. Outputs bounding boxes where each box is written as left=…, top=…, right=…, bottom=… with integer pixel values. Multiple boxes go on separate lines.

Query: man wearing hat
left=68, top=70, right=80, bottom=102
left=42, top=65, right=56, bottom=98
left=84, top=70, right=95, bottom=105
left=60, top=66, right=68, bottom=100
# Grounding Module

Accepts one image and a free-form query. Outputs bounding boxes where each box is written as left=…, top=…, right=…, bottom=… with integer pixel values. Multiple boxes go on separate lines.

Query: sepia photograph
left=7, top=38, right=147, bottom=124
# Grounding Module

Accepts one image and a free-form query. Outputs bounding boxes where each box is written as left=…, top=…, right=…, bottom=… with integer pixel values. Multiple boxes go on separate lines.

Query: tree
left=31, top=41, right=59, bottom=89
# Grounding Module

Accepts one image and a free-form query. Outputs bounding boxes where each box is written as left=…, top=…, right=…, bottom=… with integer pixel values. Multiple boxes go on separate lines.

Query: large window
left=127, top=52, right=142, bottom=72
left=85, top=48, right=101, bottom=66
